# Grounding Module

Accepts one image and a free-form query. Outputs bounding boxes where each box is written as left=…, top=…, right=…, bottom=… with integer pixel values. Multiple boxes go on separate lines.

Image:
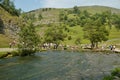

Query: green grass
left=64, top=26, right=89, bottom=45
left=0, top=52, right=7, bottom=58
left=0, top=34, right=12, bottom=48
left=108, top=26, right=120, bottom=39
left=35, top=25, right=120, bottom=47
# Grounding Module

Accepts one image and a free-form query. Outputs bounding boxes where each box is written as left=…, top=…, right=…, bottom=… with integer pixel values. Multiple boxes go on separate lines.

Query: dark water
left=0, top=51, right=120, bottom=80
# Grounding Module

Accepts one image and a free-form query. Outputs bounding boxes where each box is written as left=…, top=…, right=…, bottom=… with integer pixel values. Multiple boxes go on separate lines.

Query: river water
left=0, top=51, right=120, bottom=80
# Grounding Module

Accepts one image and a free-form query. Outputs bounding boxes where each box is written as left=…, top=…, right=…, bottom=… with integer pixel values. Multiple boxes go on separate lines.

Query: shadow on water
left=0, top=51, right=120, bottom=80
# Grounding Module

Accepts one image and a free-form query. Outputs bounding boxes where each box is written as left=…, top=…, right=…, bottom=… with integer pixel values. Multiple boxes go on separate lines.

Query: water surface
left=0, top=51, right=120, bottom=80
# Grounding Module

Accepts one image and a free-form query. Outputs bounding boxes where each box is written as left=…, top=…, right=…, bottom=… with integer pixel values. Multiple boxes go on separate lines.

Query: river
left=0, top=51, right=120, bottom=80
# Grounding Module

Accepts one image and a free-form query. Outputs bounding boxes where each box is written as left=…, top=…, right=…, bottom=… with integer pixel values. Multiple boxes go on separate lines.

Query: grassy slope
left=0, top=6, right=118, bottom=47
left=0, top=6, right=20, bottom=47
left=78, top=6, right=120, bottom=14
left=32, top=6, right=120, bottom=46
left=0, top=34, right=12, bottom=48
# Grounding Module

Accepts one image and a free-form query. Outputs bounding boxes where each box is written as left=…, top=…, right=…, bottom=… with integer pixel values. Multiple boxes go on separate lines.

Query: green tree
left=112, top=15, right=120, bottom=30
left=103, top=68, right=120, bottom=80
left=75, top=38, right=81, bottom=45
left=18, top=22, right=40, bottom=56
left=38, top=14, right=43, bottom=20
left=83, top=14, right=109, bottom=48
left=0, top=0, right=21, bottom=16
left=73, top=6, right=80, bottom=14
left=44, top=25, right=67, bottom=49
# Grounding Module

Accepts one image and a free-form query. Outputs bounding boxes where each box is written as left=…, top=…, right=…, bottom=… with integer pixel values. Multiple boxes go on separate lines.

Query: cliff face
left=0, top=6, right=21, bottom=39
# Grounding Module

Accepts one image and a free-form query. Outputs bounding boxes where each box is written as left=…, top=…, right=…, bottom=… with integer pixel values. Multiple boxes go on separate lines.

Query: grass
left=0, top=34, right=12, bottom=48
left=0, top=52, right=8, bottom=58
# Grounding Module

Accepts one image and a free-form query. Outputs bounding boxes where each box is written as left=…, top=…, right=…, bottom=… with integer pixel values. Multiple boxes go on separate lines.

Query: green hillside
left=0, top=6, right=22, bottom=47
left=25, top=6, right=120, bottom=25
left=1, top=5, right=120, bottom=47
left=25, top=6, right=120, bottom=47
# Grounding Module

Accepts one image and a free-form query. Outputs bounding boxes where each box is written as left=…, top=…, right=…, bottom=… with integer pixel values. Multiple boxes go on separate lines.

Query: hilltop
left=25, top=6, right=120, bottom=25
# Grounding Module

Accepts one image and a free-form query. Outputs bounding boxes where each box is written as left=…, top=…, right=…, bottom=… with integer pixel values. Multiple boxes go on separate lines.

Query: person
left=113, top=45, right=116, bottom=51
left=110, top=45, right=113, bottom=50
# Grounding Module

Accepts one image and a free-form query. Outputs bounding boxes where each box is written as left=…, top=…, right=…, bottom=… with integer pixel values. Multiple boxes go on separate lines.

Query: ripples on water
left=0, top=51, right=120, bottom=80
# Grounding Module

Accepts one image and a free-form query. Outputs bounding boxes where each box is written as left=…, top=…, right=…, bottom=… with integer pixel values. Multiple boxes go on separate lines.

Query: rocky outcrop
left=0, top=18, right=4, bottom=34
left=0, top=6, right=21, bottom=39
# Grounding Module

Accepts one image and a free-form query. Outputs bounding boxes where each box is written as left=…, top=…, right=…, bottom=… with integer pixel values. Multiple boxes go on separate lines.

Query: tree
left=73, top=6, right=80, bottom=14
left=18, top=22, right=40, bottom=56
left=112, top=15, right=120, bottom=30
left=44, top=25, right=67, bottom=49
left=83, top=14, right=109, bottom=48
left=38, top=14, right=43, bottom=20
left=75, top=38, right=81, bottom=45
left=0, top=0, right=21, bottom=16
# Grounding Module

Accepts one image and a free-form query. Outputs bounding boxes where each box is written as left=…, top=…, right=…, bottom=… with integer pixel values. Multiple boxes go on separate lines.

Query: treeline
left=0, top=0, right=21, bottom=16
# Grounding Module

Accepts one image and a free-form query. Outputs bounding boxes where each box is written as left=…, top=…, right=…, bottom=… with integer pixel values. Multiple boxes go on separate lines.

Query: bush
left=103, top=76, right=114, bottom=80
left=0, top=52, right=8, bottom=58
left=111, top=68, right=120, bottom=77
left=68, top=36, right=72, bottom=40
left=19, top=49, right=36, bottom=56
left=11, top=51, right=19, bottom=57
left=103, top=68, right=120, bottom=80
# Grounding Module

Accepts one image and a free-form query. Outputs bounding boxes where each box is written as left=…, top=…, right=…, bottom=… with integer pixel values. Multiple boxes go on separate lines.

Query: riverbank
left=0, top=47, right=120, bottom=59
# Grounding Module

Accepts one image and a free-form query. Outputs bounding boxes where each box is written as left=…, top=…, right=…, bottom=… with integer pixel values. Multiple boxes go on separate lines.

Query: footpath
left=0, top=48, right=17, bottom=52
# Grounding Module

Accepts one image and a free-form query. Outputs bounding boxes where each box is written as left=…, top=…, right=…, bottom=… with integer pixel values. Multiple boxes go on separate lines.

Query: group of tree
left=0, top=0, right=21, bottom=16
left=18, top=6, right=120, bottom=56
left=59, top=6, right=120, bottom=49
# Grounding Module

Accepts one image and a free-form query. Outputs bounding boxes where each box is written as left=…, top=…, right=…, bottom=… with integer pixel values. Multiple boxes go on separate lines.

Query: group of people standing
left=109, top=45, right=116, bottom=51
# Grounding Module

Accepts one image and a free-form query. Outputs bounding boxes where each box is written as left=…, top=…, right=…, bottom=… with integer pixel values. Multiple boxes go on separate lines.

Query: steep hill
left=26, top=6, right=120, bottom=25
left=0, top=6, right=22, bottom=47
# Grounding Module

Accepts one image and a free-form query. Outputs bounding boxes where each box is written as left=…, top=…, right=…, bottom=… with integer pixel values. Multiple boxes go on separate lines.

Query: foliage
left=21, top=13, right=36, bottom=22
left=103, top=68, right=120, bottom=80
left=83, top=13, right=109, bottom=48
left=38, top=14, right=43, bottom=20
left=68, top=36, right=72, bottom=40
left=0, top=0, right=21, bottom=16
left=111, top=67, right=120, bottom=77
left=112, top=14, right=120, bottom=30
left=75, top=38, right=81, bottom=45
left=44, top=25, right=67, bottom=48
left=73, top=6, right=80, bottom=14
left=0, top=52, right=8, bottom=58
left=18, top=22, right=40, bottom=56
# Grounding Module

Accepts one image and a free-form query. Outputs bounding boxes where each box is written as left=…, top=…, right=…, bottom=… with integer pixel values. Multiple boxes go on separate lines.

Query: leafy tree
left=112, top=15, right=120, bottom=30
left=103, top=68, right=120, bottom=80
left=83, top=14, right=109, bottom=48
left=75, top=38, right=81, bottom=45
left=73, top=6, right=80, bottom=14
left=38, top=14, right=43, bottom=20
left=18, top=22, right=40, bottom=56
left=0, top=0, right=21, bottom=16
left=44, top=25, right=67, bottom=49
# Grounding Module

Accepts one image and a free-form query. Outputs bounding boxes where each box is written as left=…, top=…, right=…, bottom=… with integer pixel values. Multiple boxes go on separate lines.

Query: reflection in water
left=0, top=51, right=120, bottom=80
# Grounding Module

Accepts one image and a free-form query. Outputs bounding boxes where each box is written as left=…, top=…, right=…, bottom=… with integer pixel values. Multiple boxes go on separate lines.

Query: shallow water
left=0, top=51, right=120, bottom=80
